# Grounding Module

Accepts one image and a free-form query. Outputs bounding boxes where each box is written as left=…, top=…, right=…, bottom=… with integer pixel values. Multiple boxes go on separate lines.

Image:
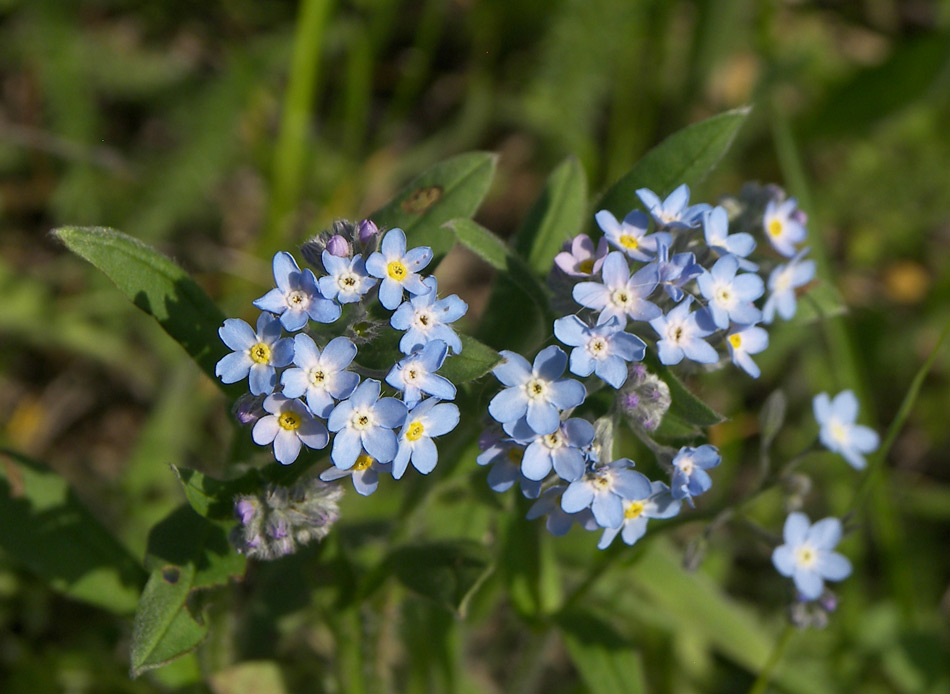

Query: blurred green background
left=1, top=0, right=949, bottom=692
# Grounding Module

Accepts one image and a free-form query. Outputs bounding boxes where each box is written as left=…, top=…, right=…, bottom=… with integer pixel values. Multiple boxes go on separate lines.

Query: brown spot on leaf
left=162, top=566, right=181, bottom=584
left=401, top=186, right=443, bottom=214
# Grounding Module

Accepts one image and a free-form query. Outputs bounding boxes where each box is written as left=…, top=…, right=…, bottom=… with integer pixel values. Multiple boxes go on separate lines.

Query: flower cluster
left=479, top=182, right=818, bottom=550
left=215, top=221, right=467, bottom=504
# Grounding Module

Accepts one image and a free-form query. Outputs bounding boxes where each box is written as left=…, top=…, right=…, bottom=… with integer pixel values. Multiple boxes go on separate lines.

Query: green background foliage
left=1, top=0, right=949, bottom=692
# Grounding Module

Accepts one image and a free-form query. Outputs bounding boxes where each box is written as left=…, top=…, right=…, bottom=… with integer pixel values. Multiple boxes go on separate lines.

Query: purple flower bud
left=326, top=234, right=351, bottom=257
left=232, top=393, right=265, bottom=425
left=358, top=219, right=379, bottom=245
left=235, top=498, right=258, bottom=524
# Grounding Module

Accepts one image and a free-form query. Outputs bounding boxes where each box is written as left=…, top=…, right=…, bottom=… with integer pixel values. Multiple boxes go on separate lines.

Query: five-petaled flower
left=253, top=251, right=341, bottom=331
left=327, top=379, right=407, bottom=469
left=595, top=209, right=671, bottom=262
left=763, top=197, right=807, bottom=257
left=215, top=312, right=294, bottom=395
left=365, top=228, right=433, bottom=310
left=553, top=315, right=646, bottom=389
left=572, top=251, right=662, bottom=326
left=280, top=334, right=360, bottom=418
left=386, top=339, right=456, bottom=408
left=252, top=394, right=329, bottom=465
left=318, top=251, right=377, bottom=304
left=670, top=444, right=721, bottom=505
left=772, top=513, right=852, bottom=600
left=597, top=480, right=680, bottom=549
left=390, top=277, right=467, bottom=355
left=392, top=398, right=460, bottom=479
left=813, top=390, right=879, bottom=469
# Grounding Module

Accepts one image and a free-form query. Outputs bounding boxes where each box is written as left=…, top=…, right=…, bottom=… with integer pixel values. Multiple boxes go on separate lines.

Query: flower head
left=327, top=379, right=407, bottom=469
left=813, top=390, right=879, bottom=470
left=597, top=480, right=680, bottom=549
left=763, top=197, right=807, bottom=257
left=702, top=206, right=757, bottom=269
left=280, top=334, right=360, bottom=418
left=320, top=452, right=389, bottom=496
left=553, top=234, right=609, bottom=278
left=504, top=416, right=594, bottom=482
left=318, top=252, right=376, bottom=304
left=252, top=394, right=329, bottom=465
left=385, top=340, right=456, bottom=408
left=392, top=398, right=460, bottom=479
left=650, top=242, right=703, bottom=302
left=253, top=252, right=341, bottom=331
left=365, top=228, right=433, bottom=309
left=390, top=277, right=467, bottom=355
left=553, top=315, right=646, bottom=388
left=572, top=252, right=661, bottom=326
left=561, top=459, right=652, bottom=529
left=215, top=313, right=294, bottom=395
left=595, top=209, right=671, bottom=262
left=696, top=254, right=764, bottom=330
left=649, top=298, right=717, bottom=366
left=772, top=513, right=851, bottom=600
left=725, top=325, right=769, bottom=378
left=763, top=249, right=815, bottom=324
left=670, top=444, right=721, bottom=505
left=636, top=184, right=710, bottom=230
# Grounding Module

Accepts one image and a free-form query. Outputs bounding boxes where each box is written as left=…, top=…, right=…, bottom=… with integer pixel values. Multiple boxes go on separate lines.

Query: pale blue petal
left=771, top=545, right=796, bottom=576
left=331, top=429, right=362, bottom=469
left=362, top=427, right=397, bottom=463
left=426, top=403, right=460, bottom=437
left=832, top=390, right=859, bottom=423
left=816, top=552, right=852, bottom=581
left=252, top=416, right=279, bottom=445
left=595, top=357, right=627, bottom=389
left=526, top=400, right=560, bottom=435
left=488, top=387, right=528, bottom=423
left=561, top=482, right=594, bottom=513
left=274, top=430, right=302, bottom=465
left=548, top=379, right=586, bottom=410
left=793, top=567, right=823, bottom=600
left=248, top=363, right=276, bottom=395
left=553, top=315, right=588, bottom=347
left=411, top=437, right=438, bottom=474
left=216, top=352, right=252, bottom=383
left=521, top=443, right=553, bottom=481
left=784, top=512, right=810, bottom=545
left=551, top=448, right=584, bottom=482
left=592, top=494, right=623, bottom=529
left=375, top=397, right=408, bottom=429
left=253, top=288, right=287, bottom=315
left=534, top=345, right=567, bottom=381
left=219, top=319, right=256, bottom=351
left=569, top=349, right=596, bottom=377
left=378, top=279, right=403, bottom=310
left=327, top=399, right=353, bottom=432
left=297, top=419, right=329, bottom=449
left=572, top=282, right=610, bottom=310
left=493, top=350, right=532, bottom=385
left=806, top=517, right=842, bottom=550
left=280, top=368, right=309, bottom=398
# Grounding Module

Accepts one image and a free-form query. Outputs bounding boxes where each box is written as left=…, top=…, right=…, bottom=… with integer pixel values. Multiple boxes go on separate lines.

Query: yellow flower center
left=830, top=420, right=848, bottom=444
left=406, top=421, right=425, bottom=441
left=278, top=412, right=301, bottom=431
left=768, top=219, right=783, bottom=237
left=619, top=234, right=639, bottom=250
left=728, top=333, right=742, bottom=349
left=354, top=453, right=374, bottom=471
left=387, top=260, right=408, bottom=281
left=795, top=545, right=817, bottom=568
left=578, top=258, right=595, bottom=274
left=624, top=500, right=645, bottom=519
left=249, top=342, right=271, bottom=364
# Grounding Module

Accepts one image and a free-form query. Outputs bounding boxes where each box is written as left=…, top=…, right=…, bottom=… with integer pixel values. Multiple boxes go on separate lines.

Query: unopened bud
left=326, top=234, right=351, bottom=257
left=232, top=393, right=266, bottom=426
left=617, top=366, right=671, bottom=433
left=357, top=219, right=379, bottom=245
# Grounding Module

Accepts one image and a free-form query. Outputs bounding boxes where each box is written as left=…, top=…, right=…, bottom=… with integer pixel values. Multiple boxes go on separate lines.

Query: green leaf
left=501, top=505, right=562, bottom=619
left=174, top=466, right=258, bottom=522
left=51, top=226, right=234, bottom=395
left=130, top=504, right=246, bottom=677
left=385, top=540, right=493, bottom=616
left=130, top=564, right=207, bottom=678
left=513, top=156, right=588, bottom=276
left=556, top=611, right=646, bottom=694
left=370, top=152, right=498, bottom=259
left=0, top=448, right=146, bottom=614
left=596, top=107, right=750, bottom=219
left=439, top=334, right=503, bottom=384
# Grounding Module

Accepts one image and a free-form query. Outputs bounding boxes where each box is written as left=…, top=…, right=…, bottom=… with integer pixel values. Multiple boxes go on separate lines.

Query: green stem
left=748, top=624, right=795, bottom=694
left=260, top=0, right=335, bottom=258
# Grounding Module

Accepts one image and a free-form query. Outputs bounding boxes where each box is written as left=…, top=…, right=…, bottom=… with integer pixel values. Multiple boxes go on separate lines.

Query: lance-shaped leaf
left=512, top=156, right=588, bottom=277
left=596, top=107, right=750, bottom=220
left=52, top=226, right=237, bottom=397
left=556, top=611, right=647, bottom=694
left=369, top=152, right=497, bottom=259
left=0, top=449, right=146, bottom=614
left=130, top=504, right=246, bottom=677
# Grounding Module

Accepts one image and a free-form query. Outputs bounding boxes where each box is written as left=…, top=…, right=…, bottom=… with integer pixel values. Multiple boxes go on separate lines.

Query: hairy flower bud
left=230, top=478, right=343, bottom=560
left=232, top=393, right=266, bottom=426
left=617, top=365, right=671, bottom=432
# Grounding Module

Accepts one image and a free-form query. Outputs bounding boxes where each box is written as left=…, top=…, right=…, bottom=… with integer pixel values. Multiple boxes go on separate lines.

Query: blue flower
left=527, top=486, right=598, bottom=536
left=670, top=444, right=721, bottom=505
left=762, top=249, right=816, bottom=324
left=636, top=184, right=710, bottom=230
left=504, top=416, right=594, bottom=482
left=572, top=252, right=661, bottom=325
left=726, top=324, right=769, bottom=378
left=327, top=379, right=407, bottom=469
left=649, top=297, right=717, bottom=365
left=772, top=513, right=851, bottom=600
left=280, top=334, right=360, bottom=418
left=553, top=315, right=645, bottom=389
left=696, top=254, right=764, bottom=330
left=390, top=277, right=467, bottom=355
left=813, top=390, right=879, bottom=470
left=702, top=206, right=757, bottom=270
left=650, top=242, right=703, bottom=302
left=392, top=398, right=460, bottom=479
left=385, top=340, right=456, bottom=408
left=763, top=197, right=807, bottom=257
left=215, top=313, right=294, bottom=395
left=476, top=430, right=542, bottom=498
left=365, top=228, right=433, bottom=310
left=253, top=252, right=341, bottom=331
left=252, top=394, right=329, bottom=465
left=597, top=481, right=680, bottom=549
left=553, top=234, right=609, bottom=278
left=320, top=453, right=390, bottom=496
left=318, top=251, right=377, bottom=304
left=561, top=459, right=652, bottom=529
left=594, top=209, right=671, bottom=262
left=488, top=346, right=586, bottom=435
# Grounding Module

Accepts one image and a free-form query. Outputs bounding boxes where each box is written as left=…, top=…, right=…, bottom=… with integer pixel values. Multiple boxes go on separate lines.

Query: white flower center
left=286, top=290, right=309, bottom=308
left=795, top=544, right=818, bottom=569
left=525, top=377, right=547, bottom=400
left=309, top=368, right=327, bottom=388
left=413, top=311, right=433, bottom=331
left=677, top=457, right=695, bottom=476
left=610, top=289, right=634, bottom=309
left=338, top=272, right=359, bottom=292
left=350, top=409, right=373, bottom=430
left=829, top=419, right=849, bottom=445
left=588, top=337, right=609, bottom=359
left=714, top=283, right=736, bottom=308
left=542, top=431, right=563, bottom=450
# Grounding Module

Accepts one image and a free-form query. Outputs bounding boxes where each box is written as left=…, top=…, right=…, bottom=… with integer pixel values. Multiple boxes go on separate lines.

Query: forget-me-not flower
left=649, top=297, right=717, bottom=365
left=561, top=459, right=652, bottom=529
left=572, top=252, right=661, bottom=326
left=650, top=242, right=703, bottom=302
left=697, top=254, right=764, bottom=330
left=527, top=486, right=599, bottom=536
left=216, top=313, right=294, bottom=395
left=595, top=209, right=671, bottom=262
left=763, top=197, right=807, bottom=257
left=365, top=228, right=433, bottom=310
left=318, top=251, right=377, bottom=304
left=504, top=416, right=594, bottom=482
left=702, top=206, right=757, bottom=270
left=253, top=252, right=341, bottom=331
left=813, top=390, right=879, bottom=470
left=772, top=513, right=852, bottom=600
left=553, top=234, right=609, bottom=278
left=252, top=394, right=329, bottom=465
left=385, top=340, right=456, bottom=408
left=636, top=184, right=710, bottom=230
left=726, top=325, right=769, bottom=378
left=762, top=249, right=816, bottom=324
left=670, top=444, right=721, bottom=504
left=280, top=334, right=360, bottom=418
left=392, top=397, right=460, bottom=479
left=597, top=481, right=680, bottom=549
left=320, top=453, right=390, bottom=496
left=488, top=346, right=586, bottom=435
left=390, top=277, right=467, bottom=354
left=476, top=430, right=542, bottom=498
left=553, top=315, right=646, bottom=388
left=327, top=379, right=407, bottom=469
